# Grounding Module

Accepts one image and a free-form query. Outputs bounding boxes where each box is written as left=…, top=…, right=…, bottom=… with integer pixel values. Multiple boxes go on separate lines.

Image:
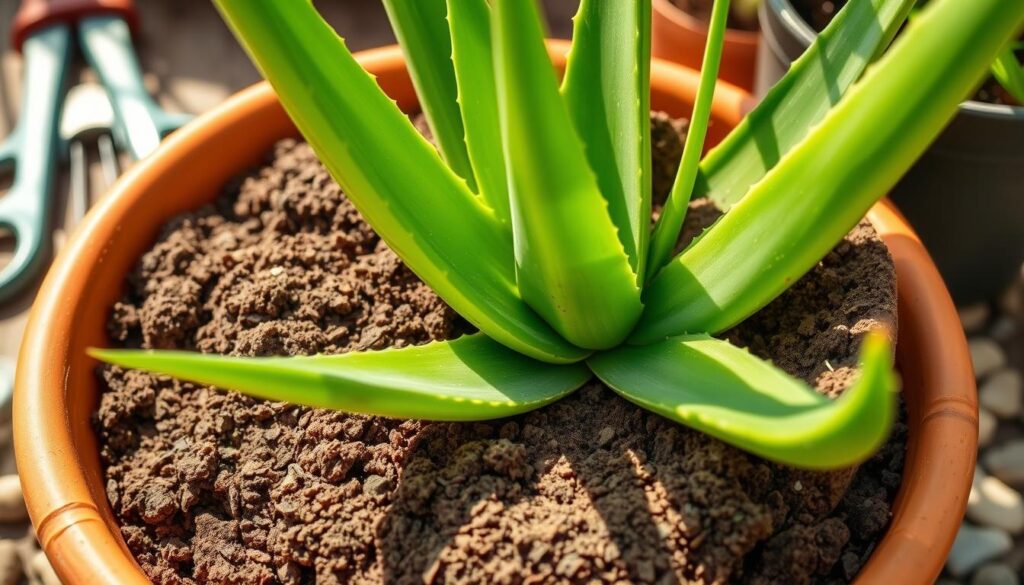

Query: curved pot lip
left=764, top=0, right=1024, bottom=117
left=652, top=0, right=760, bottom=45
left=14, top=43, right=974, bottom=585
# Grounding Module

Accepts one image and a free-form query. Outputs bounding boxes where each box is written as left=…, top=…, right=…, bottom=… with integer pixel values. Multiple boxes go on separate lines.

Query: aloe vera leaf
left=991, top=46, right=1024, bottom=104
left=633, top=0, right=1024, bottom=343
left=561, top=0, right=652, bottom=281
left=212, top=0, right=587, bottom=364
left=446, top=0, right=510, bottom=225
left=90, top=334, right=591, bottom=421
left=381, top=0, right=475, bottom=189
left=696, top=0, right=917, bottom=209
left=492, top=0, right=643, bottom=350
left=646, top=0, right=729, bottom=276
left=589, top=332, right=896, bottom=469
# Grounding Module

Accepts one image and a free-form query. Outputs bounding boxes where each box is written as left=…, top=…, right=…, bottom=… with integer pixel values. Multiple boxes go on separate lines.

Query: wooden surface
left=0, top=0, right=577, bottom=371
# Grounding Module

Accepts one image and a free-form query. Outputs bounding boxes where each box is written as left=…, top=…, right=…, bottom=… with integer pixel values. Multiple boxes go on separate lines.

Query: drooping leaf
left=492, top=0, right=643, bottom=350
left=90, top=334, right=592, bottom=421
left=646, top=0, right=728, bottom=276
left=633, top=0, right=1024, bottom=343
left=561, top=0, right=652, bottom=281
left=696, top=0, right=917, bottom=209
left=381, top=0, right=476, bottom=189
left=447, top=0, right=510, bottom=225
left=212, top=0, right=587, bottom=364
left=991, top=45, right=1024, bottom=104
left=589, top=332, right=896, bottom=469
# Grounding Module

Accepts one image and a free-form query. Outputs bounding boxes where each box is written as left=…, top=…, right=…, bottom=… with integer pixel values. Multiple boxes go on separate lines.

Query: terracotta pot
left=15, top=42, right=975, bottom=584
left=756, top=0, right=1024, bottom=304
left=651, top=0, right=760, bottom=90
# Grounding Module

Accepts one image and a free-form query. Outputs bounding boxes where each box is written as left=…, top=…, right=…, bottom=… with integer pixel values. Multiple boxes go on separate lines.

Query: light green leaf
left=991, top=45, right=1024, bottom=104
left=492, top=0, right=642, bottom=350
left=696, top=0, right=917, bottom=209
left=647, top=0, right=728, bottom=276
left=588, top=332, right=896, bottom=469
left=561, top=0, right=652, bottom=281
left=89, top=334, right=591, bottom=421
left=633, top=0, right=1024, bottom=343
left=212, top=0, right=587, bottom=364
left=447, top=0, right=510, bottom=225
left=381, top=0, right=475, bottom=189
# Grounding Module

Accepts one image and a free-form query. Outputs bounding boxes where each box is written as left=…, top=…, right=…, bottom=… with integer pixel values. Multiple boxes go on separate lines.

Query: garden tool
left=0, top=24, right=72, bottom=303
left=60, top=82, right=118, bottom=224
left=77, top=14, right=192, bottom=159
left=0, top=0, right=191, bottom=301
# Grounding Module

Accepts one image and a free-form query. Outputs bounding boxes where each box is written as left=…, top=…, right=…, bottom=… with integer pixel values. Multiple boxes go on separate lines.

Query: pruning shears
left=0, top=0, right=190, bottom=302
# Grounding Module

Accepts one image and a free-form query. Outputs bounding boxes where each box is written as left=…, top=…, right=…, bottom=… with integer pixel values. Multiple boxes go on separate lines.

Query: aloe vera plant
left=92, top=0, right=1024, bottom=470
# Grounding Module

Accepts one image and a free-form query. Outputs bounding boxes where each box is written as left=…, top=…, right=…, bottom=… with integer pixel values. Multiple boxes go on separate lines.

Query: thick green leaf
left=992, top=45, right=1024, bottom=104
left=492, top=0, right=643, bottom=350
left=696, top=0, right=917, bottom=209
left=634, top=0, right=1024, bottom=343
left=589, top=332, right=896, bottom=469
left=89, top=335, right=591, bottom=421
left=646, top=0, right=728, bottom=276
left=381, top=0, right=475, bottom=189
left=213, top=0, right=587, bottom=364
left=447, top=0, right=510, bottom=225
left=561, top=0, right=652, bottom=281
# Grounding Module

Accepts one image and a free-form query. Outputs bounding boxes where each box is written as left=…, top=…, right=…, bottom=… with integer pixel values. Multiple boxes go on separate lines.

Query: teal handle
left=78, top=16, right=190, bottom=160
left=0, top=25, right=72, bottom=303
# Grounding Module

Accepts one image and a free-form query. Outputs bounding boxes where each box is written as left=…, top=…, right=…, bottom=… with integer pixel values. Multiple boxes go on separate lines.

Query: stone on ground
left=947, top=524, right=1013, bottom=577
left=969, top=468, right=1024, bottom=534
left=981, top=369, right=1024, bottom=419
left=971, top=338, right=1008, bottom=380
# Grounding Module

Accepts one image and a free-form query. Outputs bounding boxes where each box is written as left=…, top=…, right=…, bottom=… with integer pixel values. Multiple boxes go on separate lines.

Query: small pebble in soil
left=947, top=523, right=1013, bottom=577
left=0, top=477, right=26, bottom=523
left=969, top=467, right=1024, bottom=534
left=0, top=540, right=20, bottom=585
left=980, top=368, right=1024, bottom=419
left=980, top=408, right=998, bottom=448
left=28, top=551, right=59, bottom=585
left=971, top=563, right=1020, bottom=585
left=985, top=440, right=1024, bottom=485
left=972, top=338, right=1009, bottom=379
left=961, top=304, right=993, bottom=334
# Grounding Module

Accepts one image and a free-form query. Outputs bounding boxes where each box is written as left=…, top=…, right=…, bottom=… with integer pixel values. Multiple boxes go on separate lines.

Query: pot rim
left=764, top=0, right=1024, bottom=116
left=14, top=42, right=975, bottom=585
left=652, top=0, right=760, bottom=45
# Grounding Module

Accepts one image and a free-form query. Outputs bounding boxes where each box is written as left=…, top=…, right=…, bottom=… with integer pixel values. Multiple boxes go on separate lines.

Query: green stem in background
left=447, top=0, right=511, bottom=225
left=561, top=0, right=652, bottom=282
left=633, top=0, right=1024, bottom=343
left=90, top=335, right=591, bottom=421
left=212, top=0, right=588, bottom=364
left=492, top=0, right=643, bottom=350
left=589, top=332, right=896, bottom=469
left=696, top=0, right=917, bottom=210
left=991, top=45, right=1024, bottom=104
left=646, top=0, right=729, bottom=278
left=381, top=0, right=476, bottom=190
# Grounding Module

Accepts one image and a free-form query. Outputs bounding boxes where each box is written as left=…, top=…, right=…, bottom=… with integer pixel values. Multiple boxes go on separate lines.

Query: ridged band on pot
left=757, top=0, right=1024, bottom=304
left=652, top=0, right=759, bottom=90
left=14, top=42, right=975, bottom=584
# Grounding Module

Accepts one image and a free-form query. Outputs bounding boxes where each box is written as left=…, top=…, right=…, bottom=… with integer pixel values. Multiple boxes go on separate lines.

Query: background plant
left=93, top=0, right=1024, bottom=470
